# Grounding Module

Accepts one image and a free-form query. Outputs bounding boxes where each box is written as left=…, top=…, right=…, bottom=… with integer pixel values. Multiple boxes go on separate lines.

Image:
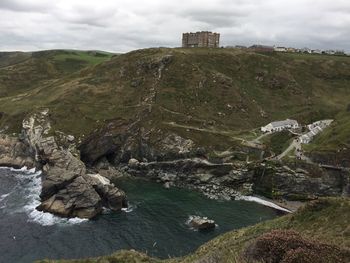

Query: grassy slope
left=261, top=130, right=294, bottom=155
left=37, top=198, right=350, bottom=263
left=0, top=50, right=114, bottom=132
left=0, top=48, right=349, bottom=152
left=304, top=110, right=350, bottom=152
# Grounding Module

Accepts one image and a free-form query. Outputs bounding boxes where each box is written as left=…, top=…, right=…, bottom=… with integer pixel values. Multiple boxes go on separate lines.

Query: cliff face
left=1, top=48, right=350, bottom=216
left=0, top=109, right=127, bottom=219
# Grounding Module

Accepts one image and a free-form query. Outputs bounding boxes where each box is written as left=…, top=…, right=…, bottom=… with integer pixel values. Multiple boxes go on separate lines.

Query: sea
left=0, top=167, right=282, bottom=263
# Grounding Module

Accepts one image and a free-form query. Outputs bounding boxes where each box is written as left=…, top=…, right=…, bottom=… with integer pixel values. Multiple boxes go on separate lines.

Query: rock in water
left=189, top=216, right=216, bottom=230
left=128, top=158, right=139, bottom=168
left=22, top=109, right=127, bottom=219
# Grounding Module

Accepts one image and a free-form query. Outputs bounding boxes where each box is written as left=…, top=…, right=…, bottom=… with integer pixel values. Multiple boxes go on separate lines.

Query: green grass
left=36, top=198, right=350, bottom=263
left=0, top=47, right=349, bottom=154
left=304, top=111, right=350, bottom=152
left=53, top=50, right=115, bottom=67
left=261, top=131, right=295, bottom=155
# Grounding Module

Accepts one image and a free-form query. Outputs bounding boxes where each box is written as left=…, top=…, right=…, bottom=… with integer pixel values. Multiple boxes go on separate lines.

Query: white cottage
left=300, top=119, right=333, bottom=144
left=261, top=119, right=299, bottom=133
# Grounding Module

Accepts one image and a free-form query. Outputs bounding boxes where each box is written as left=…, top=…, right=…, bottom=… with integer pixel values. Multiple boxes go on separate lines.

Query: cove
left=0, top=168, right=280, bottom=263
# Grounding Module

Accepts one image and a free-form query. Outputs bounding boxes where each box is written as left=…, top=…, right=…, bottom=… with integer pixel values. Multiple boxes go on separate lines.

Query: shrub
left=243, top=230, right=350, bottom=263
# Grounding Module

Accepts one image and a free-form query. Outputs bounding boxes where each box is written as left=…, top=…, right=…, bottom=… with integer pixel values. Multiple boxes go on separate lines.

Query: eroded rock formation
left=2, top=109, right=127, bottom=219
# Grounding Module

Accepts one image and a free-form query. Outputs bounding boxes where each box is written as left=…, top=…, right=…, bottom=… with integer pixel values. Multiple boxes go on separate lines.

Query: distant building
left=312, top=49, right=322, bottom=54
left=300, top=119, right=333, bottom=144
left=182, top=31, right=220, bottom=48
left=249, top=45, right=274, bottom=52
left=324, top=50, right=336, bottom=55
left=261, top=119, right=299, bottom=133
left=335, top=50, right=346, bottom=56
left=300, top=47, right=312, bottom=53
left=287, top=47, right=297, bottom=53
left=274, top=46, right=287, bottom=52
left=235, top=45, right=247, bottom=49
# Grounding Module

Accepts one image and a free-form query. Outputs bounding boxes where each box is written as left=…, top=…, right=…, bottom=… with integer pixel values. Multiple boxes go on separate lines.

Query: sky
left=0, top=0, right=349, bottom=53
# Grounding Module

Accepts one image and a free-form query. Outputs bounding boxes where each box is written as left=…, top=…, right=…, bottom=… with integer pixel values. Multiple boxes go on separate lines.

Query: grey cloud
left=0, top=0, right=349, bottom=52
left=0, top=0, right=50, bottom=12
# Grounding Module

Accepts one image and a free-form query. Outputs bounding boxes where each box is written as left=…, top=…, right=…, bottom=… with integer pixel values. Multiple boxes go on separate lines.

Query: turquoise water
left=0, top=168, right=280, bottom=263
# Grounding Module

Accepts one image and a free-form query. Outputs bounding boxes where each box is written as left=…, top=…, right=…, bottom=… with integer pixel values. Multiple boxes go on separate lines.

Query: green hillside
left=0, top=48, right=349, bottom=154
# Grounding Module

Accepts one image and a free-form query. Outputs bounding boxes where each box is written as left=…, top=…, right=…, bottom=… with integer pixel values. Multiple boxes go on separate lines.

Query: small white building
left=300, top=119, right=333, bottom=144
left=261, top=119, right=299, bottom=133
left=274, top=46, right=287, bottom=52
left=307, top=120, right=333, bottom=131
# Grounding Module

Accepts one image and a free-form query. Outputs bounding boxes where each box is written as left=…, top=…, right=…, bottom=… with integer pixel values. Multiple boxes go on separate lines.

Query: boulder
left=189, top=216, right=216, bottom=230
left=37, top=176, right=103, bottom=219
left=85, top=174, right=127, bottom=211
left=0, top=134, right=35, bottom=168
left=128, top=158, right=139, bottom=168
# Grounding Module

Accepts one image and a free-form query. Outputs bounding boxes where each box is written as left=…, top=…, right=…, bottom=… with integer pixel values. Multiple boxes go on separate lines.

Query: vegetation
left=1, top=48, right=349, bottom=263
left=243, top=230, right=350, bottom=263
left=0, top=48, right=349, bottom=157
left=36, top=198, right=350, bottom=263
left=261, top=130, right=294, bottom=155
left=304, top=111, right=350, bottom=152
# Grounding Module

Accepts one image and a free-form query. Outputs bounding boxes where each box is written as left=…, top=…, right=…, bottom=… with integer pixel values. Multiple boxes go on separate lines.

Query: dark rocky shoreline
left=0, top=109, right=127, bottom=219
left=0, top=110, right=349, bottom=219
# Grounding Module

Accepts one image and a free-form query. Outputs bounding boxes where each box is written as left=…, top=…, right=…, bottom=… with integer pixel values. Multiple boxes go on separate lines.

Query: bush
left=243, top=230, right=350, bottom=263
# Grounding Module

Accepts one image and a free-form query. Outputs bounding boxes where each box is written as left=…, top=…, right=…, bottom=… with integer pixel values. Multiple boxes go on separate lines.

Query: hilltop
left=0, top=48, right=349, bottom=160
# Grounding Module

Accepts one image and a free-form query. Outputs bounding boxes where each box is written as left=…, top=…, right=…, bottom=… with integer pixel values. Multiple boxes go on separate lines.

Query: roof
left=250, top=45, right=274, bottom=49
left=270, top=119, right=298, bottom=128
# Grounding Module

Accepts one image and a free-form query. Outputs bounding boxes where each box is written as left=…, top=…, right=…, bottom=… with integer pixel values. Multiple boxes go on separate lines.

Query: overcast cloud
left=0, top=0, right=349, bottom=52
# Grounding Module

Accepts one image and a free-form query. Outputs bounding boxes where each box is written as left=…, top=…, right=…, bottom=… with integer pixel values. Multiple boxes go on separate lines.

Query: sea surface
left=0, top=167, right=281, bottom=263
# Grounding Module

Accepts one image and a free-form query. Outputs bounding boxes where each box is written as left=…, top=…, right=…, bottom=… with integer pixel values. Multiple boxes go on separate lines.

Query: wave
left=0, top=193, right=10, bottom=202
left=1, top=166, right=88, bottom=226
left=121, top=202, right=135, bottom=213
left=237, top=195, right=291, bottom=213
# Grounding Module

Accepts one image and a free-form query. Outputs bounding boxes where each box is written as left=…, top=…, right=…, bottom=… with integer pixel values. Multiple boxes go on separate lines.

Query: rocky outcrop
left=121, top=153, right=349, bottom=202
left=79, top=119, right=133, bottom=165
left=21, top=109, right=127, bottom=219
left=188, top=216, right=216, bottom=230
left=79, top=120, right=204, bottom=165
left=37, top=176, right=103, bottom=218
left=308, top=148, right=350, bottom=168
left=253, top=162, right=350, bottom=200
left=0, top=134, right=35, bottom=168
left=123, top=157, right=254, bottom=200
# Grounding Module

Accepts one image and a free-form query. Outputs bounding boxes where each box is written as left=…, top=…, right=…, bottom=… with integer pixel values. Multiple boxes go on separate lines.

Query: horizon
left=1, top=43, right=349, bottom=54
left=1, top=0, right=349, bottom=53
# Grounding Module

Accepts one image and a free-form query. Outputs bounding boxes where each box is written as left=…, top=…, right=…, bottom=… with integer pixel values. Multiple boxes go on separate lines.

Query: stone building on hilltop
left=182, top=31, right=220, bottom=48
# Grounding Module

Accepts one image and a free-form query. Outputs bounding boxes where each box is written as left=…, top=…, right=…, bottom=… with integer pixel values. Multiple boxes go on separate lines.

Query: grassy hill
left=0, top=48, right=349, bottom=154
left=37, top=198, right=350, bottom=262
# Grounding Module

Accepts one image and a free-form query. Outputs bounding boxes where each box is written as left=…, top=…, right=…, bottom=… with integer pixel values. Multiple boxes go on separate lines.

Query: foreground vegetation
left=37, top=198, right=350, bottom=262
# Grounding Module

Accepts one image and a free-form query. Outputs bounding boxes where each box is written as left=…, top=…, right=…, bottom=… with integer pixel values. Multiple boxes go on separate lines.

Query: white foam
left=1, top=166, right=87, bottom=226
left=0, top=193, right=10, bottom=202
left=237, top=195, right=291, bottom=213
left=121, top=202, right=134, bottom=213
